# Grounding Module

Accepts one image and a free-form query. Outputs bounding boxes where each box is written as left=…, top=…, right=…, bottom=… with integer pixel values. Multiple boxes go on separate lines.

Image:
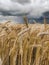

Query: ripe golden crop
left=0, top=20, right=49, bottom=65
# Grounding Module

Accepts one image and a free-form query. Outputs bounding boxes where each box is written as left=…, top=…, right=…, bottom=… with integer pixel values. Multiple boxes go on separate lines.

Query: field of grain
left=0, top=18, right=49, bottom=65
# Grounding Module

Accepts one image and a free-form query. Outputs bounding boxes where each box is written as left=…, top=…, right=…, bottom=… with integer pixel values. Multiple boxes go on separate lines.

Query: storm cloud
left=0, top=0, right=49, bottom=22
left=12, top=0, right=30, bottom=4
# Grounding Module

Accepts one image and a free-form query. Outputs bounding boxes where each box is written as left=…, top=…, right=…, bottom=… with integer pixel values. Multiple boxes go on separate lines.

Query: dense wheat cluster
left=0, top=19, right=49, bottom=65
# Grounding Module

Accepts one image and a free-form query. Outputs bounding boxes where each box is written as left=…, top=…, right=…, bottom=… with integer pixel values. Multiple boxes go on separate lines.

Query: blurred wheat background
left=0, top=17, right=49, bottom=65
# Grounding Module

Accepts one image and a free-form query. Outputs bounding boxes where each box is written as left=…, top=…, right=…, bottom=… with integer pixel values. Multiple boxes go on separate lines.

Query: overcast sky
left=0, top=0, right=49, bottom=23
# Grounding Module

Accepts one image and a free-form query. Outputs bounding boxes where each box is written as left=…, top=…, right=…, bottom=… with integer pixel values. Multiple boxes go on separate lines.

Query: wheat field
left=0, top=18, right=49, bottom=65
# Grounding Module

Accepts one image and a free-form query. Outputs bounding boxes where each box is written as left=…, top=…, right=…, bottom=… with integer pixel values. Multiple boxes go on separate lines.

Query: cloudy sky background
left=0, top=0, right=49, bottom=23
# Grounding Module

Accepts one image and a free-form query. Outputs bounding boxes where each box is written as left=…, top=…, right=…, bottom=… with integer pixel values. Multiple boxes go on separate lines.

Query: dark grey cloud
left=0, top=0, right=49, bottom=23
left=0, top=0, right=30, bottom=17
left=0, top=10, right=29, bottom=16
left=12, top=0, right=30, bottom=4
left=0, top=0, right=49, bottom=17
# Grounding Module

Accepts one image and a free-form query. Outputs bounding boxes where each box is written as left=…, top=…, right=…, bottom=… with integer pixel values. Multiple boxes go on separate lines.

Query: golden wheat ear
left=44, top=16, right=47, bottom=31
left=23, top=16, right=29, bottom=28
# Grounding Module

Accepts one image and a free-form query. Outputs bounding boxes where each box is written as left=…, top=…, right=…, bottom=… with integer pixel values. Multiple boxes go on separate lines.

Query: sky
left=0, top=0, right=49, bottom=23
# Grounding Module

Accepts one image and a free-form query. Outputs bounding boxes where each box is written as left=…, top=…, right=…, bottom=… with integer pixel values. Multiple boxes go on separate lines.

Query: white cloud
left=29, top=0, right=49, bottom=17
left=0, top=0, right=49, bottom=22
left=0, top=15, right=24, bottom=23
